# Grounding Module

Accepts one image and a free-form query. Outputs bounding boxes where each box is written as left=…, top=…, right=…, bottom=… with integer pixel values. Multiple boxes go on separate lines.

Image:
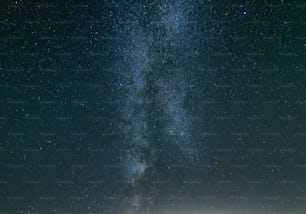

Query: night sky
left=0, top=0, right=306, bottom=213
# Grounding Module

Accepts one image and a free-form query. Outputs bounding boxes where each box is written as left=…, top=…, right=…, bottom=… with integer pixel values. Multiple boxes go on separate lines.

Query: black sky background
left=0, top=0, right=306, bottom=213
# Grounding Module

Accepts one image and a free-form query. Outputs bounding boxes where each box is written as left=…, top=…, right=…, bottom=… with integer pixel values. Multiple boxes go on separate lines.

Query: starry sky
left=0, top=0, right=306, bottom=214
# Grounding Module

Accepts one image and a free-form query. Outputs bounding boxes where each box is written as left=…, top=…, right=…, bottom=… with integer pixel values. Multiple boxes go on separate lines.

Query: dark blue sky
left=0, top=0, right=305, bottom=213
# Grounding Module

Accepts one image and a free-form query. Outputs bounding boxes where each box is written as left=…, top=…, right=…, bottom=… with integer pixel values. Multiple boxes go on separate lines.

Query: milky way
left=116, top=1, right=197, bottom=213
left=159, top=0, right=187, bottom=34
left=1, top=0, right=303, bottom=213
left=0, top=0, right=306, bottom=214
left=119, top=25, right=150, bottom=185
